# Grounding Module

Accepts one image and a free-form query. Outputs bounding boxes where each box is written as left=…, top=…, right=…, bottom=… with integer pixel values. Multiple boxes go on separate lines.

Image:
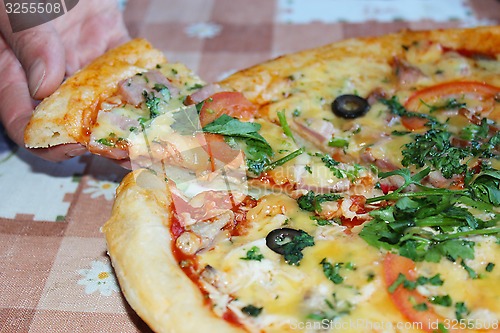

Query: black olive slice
left=331, top=94, right=370, bottom=119
left=266, top=228, right=304, bottom=255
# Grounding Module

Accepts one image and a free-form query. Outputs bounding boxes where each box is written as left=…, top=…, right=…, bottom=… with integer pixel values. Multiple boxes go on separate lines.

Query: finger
left=0, top=36, right=84, bottom=161
left=54, top=0, right=130, bottom=74
left=0, top=10, right=65, bottom=99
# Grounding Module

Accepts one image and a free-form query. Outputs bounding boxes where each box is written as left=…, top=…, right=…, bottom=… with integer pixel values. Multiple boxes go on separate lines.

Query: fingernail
left=28, top=59, right=46, bottom=97
left=66, top=147, right=88, bottom=158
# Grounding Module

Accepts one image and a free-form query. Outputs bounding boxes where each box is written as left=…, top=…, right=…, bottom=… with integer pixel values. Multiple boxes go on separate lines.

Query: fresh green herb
left=391, top=130, right=411, bottom=136
left=417, top=274, right=444, bottom=286
left=361, top=167, right=499, bottom=263
left=381, top=96, right=441, bottom=128
left=387, top=273, right=419, bottom=293
left=96, top=138, right=114, bottom=147
left=280, top=231, right=315, bottom=266
left=304, top=165, right=312, bottom=174
left=486, top=262, right=495, bottom=272
left=310, top=216, right=338, bottom=226
left=188, top=83, right=204, bottom=91
left=455, top=302, right=469, bottom=320
left=264, top=148, right=304, bottom=172
left=153, top=83, right=171, bottom=100
left=420, top=98, right=466, bottom=113
left=401, top=128, right=471, bottom=178
left=277, top=110, right=296, bottom=142
left=297, top=191, right=342, bottom=212
left=321, top=259, right=345, bottom=284
left=428, top=295, right=452, bottom=307
left=143, top=91, right=162, bottom=118
left=460, top=260, right=479, bottom=279
left=413, top=303, right=429, bottom=311
left=315, top=153, right=362, bottom=180
left=96, top=133, right=125, bottom=147
left=292, top=109, right=301, bottom=117
left=306, top=293, right=352, bottom=322
left=241, top=305, right=263, bottom=317
left=328, top=137, right=349, bottom=148
left=202, top=114, right=274, bottom=175
left=241, top=246, right=264, bottom=261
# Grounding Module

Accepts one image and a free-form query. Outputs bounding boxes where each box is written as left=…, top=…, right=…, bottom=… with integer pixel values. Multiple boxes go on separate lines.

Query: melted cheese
left=194, top=194, right=500, bottom=333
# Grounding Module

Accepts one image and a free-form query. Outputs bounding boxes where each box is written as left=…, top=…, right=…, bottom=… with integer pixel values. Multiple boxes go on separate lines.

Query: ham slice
left=117, top=70, right=179, bottom=106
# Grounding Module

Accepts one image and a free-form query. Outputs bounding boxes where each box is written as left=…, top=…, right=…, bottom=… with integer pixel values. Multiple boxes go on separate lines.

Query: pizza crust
left=24, top=39, right=166, bottom=148
left=219, top=26, right=500, bottom=108
left=102, top=169, right=245, bottom=333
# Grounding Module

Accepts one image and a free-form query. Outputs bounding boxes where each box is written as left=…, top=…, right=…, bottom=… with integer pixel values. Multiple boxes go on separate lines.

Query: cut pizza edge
left=24, top=38, right=167, bottom=149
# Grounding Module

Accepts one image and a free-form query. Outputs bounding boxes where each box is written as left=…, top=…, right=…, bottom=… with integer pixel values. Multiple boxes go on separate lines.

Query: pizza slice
left=24, top=38, right=206, bottom=160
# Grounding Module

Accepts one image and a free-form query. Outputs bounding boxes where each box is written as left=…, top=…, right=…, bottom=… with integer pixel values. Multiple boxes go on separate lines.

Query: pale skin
left=0, top=0, right=130, bottom=161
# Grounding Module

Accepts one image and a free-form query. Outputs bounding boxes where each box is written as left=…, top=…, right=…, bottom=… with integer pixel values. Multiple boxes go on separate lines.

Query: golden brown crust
left=219, top=26, right=500, bottom=107
left=102, top=170, right=244, bottom=333
left=24, top=39, right=166, bottom=148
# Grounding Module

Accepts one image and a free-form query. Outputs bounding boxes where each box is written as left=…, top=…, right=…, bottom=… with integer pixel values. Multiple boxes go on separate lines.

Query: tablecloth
left=1, top=0, right=499, bottom=332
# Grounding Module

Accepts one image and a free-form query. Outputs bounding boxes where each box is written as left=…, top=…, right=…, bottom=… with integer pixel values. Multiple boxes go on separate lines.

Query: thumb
left=5, top=24, right=66, bottom=99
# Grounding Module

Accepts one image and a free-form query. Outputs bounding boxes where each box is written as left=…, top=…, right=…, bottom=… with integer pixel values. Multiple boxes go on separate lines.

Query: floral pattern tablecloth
left=1, top=0, right=499, bottom=332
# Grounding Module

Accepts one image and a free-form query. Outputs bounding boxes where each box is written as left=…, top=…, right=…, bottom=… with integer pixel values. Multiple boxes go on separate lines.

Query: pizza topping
left=361, top=168, right=499, bottom=264
left=265, top=228, right=315, bottom=265
left=392, top=56, right=426, bottom=87
left=199, top=91, right=258, bottom=127
left=331, top=94, right=370, bottom=119
left=296, top=191, right=342, bottom=212
left=118, top=70, right=178, bottom=106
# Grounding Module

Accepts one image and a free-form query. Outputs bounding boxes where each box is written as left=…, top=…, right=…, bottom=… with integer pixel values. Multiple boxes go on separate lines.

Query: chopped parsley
left=306, top=293, right=352, bottom=322
left=153, top=83, right=171, bottom=100
left=277, top=231, right=315, bottom=266
left=241, top=246, right=264, bottom=261
left=315, top=153, right=362, bottom=180
left=428, top=295, right=452, bottom=307
left=241, top=305, right=263, bottom=317
left=401, top=128, right=471, bottom=178
left=413, top=303, right=429, bottom=311
left=486, top=262, right=495, bottom=272
left=143, top=90, right=162, bottom=118
left=297, top=191, right=342, bottom=212
left=455, top=302, right=469, bottom=320
left=320, top=259, right=345, bottom=284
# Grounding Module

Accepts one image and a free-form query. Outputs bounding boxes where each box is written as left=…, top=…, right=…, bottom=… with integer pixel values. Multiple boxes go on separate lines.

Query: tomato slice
left=197, top=133, right=243, bottom=172
left=199, top=91, right=258, bottom=127
left=385, top=252, right=500, bottom=333
left=402, top=81, right=500, bottom=130
left=405, top=81, right=500, bottom=113
left=383, top=253, right=457, bottom=333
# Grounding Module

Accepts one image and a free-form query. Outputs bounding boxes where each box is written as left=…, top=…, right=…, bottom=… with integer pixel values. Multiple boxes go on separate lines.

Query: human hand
left=0, top=0, right=130, bottom=161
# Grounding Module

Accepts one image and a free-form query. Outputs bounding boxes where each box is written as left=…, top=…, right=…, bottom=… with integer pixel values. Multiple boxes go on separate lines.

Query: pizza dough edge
left=102, top=169, right=245, bottom=333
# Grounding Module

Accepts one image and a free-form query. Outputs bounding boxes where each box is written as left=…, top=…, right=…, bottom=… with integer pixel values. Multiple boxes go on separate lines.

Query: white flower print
left=185, top=22, right=222, bottom=39
left=77, top=260, right=119, bottom=296
left=82, top=179, right=118, bottom=201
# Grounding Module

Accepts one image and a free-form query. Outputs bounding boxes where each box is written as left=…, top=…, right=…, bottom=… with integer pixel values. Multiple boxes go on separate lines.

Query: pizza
left=25, top=27, right=499, bottom=333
